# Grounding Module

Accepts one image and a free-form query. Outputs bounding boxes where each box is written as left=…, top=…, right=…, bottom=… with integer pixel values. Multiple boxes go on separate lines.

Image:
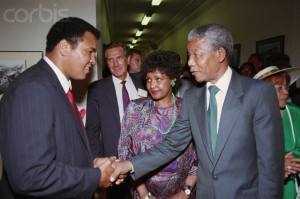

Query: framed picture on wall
left=0, top=51, right=43, bottom=96
left=256, top=35, right=284, bottom=66
left=230, top=43, right=241, bottom=68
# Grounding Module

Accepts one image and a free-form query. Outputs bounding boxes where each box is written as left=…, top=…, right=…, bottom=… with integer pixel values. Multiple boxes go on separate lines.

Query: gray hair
left=188, top=24, right=233, bottom=61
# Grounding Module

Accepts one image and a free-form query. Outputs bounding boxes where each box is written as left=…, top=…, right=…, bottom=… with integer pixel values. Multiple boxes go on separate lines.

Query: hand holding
left=93, top=156, right=116, bottom=168
left=110, top=160, right=132, bottom=184
left=94, top=157, right=116, bottom=188
left=284, top=152, right=300, bottom=178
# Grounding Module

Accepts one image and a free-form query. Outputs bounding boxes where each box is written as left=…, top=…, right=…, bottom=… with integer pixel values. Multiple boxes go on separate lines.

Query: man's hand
left=110, top=160, right=132, bottom=184
left=93, top=157, right=116, bottom=188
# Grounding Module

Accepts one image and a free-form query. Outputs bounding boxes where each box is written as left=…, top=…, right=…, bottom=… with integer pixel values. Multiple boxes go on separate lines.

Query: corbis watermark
left=3, top=3, right=68, bottom=23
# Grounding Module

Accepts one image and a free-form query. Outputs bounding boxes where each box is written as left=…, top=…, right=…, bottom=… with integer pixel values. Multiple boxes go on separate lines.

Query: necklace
left=153, top=93, right=177, bottom=135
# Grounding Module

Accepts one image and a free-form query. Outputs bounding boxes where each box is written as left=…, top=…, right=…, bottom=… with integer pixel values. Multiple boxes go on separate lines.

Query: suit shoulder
left=240, top=75, right=273, bottom=90
left=89, top=76, right=112, bottom=90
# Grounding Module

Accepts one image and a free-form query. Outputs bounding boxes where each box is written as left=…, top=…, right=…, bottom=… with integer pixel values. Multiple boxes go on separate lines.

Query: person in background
left=254, top=66, right=300, bottom=199
left=85, top=42, right=147, bottom=199
left=239, top=62, right=255, bottom=77
left=248, top=53, right=264, bottom=74
left=128, top=48, right=142, bottom=73
left=109, top=23, right=284, bottom=199
left=128, top=48, right=145, bottom=86
left=0, top=17, right=115, bottom=199
left=119, top=50, right=197, bottom=199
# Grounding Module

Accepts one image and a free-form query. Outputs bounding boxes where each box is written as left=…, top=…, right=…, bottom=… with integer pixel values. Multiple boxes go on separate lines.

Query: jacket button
left=213, top=175, right=218, bottom=180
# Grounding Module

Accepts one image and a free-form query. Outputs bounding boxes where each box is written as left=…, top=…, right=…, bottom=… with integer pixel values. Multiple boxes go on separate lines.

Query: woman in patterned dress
left=118, top=50, right=198, bottom=199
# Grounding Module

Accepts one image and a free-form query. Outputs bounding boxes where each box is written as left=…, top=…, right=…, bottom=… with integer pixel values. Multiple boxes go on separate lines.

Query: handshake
left=93, top=157, right=133, bottom=188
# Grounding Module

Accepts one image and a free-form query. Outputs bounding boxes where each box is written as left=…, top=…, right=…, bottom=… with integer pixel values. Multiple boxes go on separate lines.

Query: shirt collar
left=207, top=66, right=232, bottom=94
left=112, top=73, right=132, bottom=85
left=44, top=56, right=71, bottom=93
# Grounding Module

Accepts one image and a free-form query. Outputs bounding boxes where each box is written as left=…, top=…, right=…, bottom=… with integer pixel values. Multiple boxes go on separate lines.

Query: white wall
left=0, top=0, right=98, bottom=112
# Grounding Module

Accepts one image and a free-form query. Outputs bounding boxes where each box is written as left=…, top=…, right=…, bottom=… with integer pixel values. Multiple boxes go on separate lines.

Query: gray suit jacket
left=130, top=71, right=284, bottom=199
left=0, top=59, right=100, bottom=198
left=85, top=74, right=146, bottom=158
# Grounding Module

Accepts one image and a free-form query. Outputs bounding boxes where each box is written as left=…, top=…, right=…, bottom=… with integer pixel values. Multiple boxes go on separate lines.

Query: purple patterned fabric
left=118, top=96, right=198, bottom=199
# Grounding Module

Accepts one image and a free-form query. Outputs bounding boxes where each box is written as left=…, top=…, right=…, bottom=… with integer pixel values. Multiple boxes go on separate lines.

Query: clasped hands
left=93, top=157, right=133, bottom=188
left=284, top=151, right=300, bottom=179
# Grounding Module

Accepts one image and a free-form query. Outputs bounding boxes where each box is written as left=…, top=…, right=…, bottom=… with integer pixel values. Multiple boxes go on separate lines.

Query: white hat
left=253, top=66, right=300, bottom=85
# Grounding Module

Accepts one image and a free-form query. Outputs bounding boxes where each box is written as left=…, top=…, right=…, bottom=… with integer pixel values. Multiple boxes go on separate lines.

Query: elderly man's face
left=187, top=38, right=226, bottom=84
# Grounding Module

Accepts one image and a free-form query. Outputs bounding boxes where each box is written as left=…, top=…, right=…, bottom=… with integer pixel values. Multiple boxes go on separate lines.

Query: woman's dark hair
left=142, top=50, right=182, bottom=80
left=46, top=17, right=100, bottom=52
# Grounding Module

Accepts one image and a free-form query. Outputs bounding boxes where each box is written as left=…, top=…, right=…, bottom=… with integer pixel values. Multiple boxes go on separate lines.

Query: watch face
left=185, top=189, right=191, bottom=195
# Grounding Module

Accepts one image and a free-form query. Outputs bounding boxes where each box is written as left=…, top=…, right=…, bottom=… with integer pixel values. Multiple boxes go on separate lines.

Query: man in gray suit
left=0, top=17, right=115, bottom=198
left=109, top=24, right=284, bottom=198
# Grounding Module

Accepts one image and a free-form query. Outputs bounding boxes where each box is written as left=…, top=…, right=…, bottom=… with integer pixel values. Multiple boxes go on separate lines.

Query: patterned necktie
left=208, top=85, right=219, bottom=155
left=121, top=80, right=130, bottom=111
left=67, top=89, right=82, bottom=126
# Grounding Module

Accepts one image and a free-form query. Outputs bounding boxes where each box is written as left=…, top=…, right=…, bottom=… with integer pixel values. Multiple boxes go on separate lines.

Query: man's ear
left=217, top=47, right=226, bottom=63
left=58, top=39, right=70, bottom=56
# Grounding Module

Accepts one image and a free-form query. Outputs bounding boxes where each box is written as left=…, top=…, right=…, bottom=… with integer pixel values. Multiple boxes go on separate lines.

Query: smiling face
left=105, top=46, right=129, bottom=80
left=61, top=31, right=97, bottom=80
left=187, top=38, right=227, bottom=84
left=146, top=69, right=174, bottom=104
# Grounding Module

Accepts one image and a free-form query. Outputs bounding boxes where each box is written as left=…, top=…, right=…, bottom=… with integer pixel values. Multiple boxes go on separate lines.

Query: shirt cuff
left=129, top=161, right=134, bottom=173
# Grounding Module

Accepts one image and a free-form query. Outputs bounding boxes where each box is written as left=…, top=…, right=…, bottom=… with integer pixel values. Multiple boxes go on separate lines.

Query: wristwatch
left=182, top=184, right=192, bottom=195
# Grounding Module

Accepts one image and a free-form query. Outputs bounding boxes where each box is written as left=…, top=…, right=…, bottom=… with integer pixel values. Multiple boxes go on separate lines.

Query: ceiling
left=102, top=0, right=217, bottom=53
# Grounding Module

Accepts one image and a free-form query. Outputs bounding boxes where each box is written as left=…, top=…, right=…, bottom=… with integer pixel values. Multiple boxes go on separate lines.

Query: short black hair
left=46, top=17, right=100, bottom=52
left=142, top=50, right=181, bottom=80
left=128, top=48, right=141, bottom=57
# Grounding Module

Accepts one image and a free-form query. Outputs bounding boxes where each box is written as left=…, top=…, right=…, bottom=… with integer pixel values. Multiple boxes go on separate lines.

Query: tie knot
left=209, top=85, right=219, bottom=96
left=121, top=80, right=126, bottom=85
left=67, top=89, right=73, bottom=97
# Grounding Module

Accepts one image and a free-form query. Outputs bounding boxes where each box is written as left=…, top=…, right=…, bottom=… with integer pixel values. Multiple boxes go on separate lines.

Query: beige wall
left=158, top=0, right=300, bottom=71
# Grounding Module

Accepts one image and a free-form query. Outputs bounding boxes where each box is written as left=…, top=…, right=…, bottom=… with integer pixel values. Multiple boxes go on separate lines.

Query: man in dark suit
left=110, top=24, right=285, bottom=199
left=85, top=42, right=146, bottom=199
left=0, top=17, right=115, bottom=199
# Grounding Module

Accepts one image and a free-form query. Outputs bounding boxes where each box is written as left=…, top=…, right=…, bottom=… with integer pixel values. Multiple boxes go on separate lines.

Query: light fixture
left=151, top=0, right=162, bottom=6
left=132, top=39, right=138, bottom=44
left=135, top=30, right=143, bottom=37
left=141, top=15, right=151, bottom=26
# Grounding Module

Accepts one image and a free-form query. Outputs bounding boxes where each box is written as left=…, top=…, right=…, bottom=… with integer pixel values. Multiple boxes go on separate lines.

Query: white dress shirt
left=44, top=56, right=71, bottom=93
left=206, top=67, right=232, bottom=134
left=112, top=74, right=139, bottom=122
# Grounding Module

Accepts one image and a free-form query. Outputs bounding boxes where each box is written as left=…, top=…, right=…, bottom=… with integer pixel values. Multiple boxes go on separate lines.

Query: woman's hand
left=284, top=152, right=300, bottom=179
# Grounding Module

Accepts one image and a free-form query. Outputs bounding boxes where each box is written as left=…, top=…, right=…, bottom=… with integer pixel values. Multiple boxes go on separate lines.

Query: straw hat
left=253, top=66, right=300, bottom=85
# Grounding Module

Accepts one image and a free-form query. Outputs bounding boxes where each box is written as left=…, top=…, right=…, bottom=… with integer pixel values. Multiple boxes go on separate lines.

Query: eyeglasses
left=274, top=84, right=289, bottom=92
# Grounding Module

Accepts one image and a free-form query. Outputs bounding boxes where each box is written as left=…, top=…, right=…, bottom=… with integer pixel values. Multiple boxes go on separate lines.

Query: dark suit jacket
left=0, top=59, right=100, bottom=199
left=85, top=74, right=146, bottom=158
left=130, top=71, right=284, bottom=199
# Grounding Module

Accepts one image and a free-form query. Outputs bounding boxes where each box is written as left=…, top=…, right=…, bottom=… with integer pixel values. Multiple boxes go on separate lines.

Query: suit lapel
left=213, top=72, right=244, bottom=165
left=41, top=61, right=93, bottom=160
left=193, top=87, right=214, bottom=164
left=105, top=77, right=121, bottom=124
